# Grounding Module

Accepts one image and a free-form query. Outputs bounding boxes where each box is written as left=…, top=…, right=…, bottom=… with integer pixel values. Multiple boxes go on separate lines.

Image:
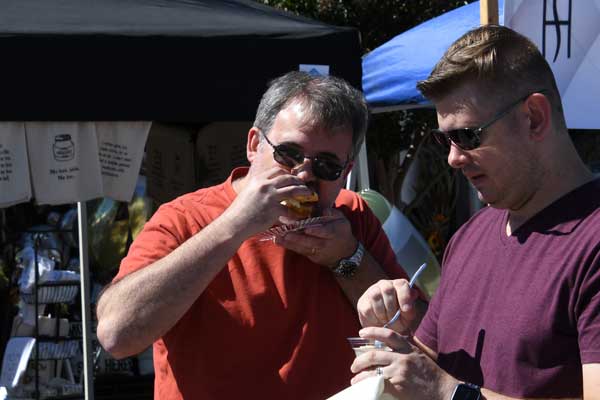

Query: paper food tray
left=256, top=217, right=327, bottom=242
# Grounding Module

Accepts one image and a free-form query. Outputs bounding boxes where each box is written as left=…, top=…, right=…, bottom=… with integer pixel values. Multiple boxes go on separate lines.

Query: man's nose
left=447, top=143, right=469, bottom=169
left=292, top=158, right=316, bottom=181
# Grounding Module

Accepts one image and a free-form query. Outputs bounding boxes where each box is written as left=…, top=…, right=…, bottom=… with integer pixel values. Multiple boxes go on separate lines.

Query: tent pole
left=77, top=201, right=95, bottom=400
left=356, top=140, right=370, bottom=191
left=346, top=140, right=370, bottom=191
left=480, top=0, right=499, bottom=25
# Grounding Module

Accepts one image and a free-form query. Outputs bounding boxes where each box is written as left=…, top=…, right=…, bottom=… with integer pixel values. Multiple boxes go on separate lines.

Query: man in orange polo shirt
left=96, top=71, right=423, bottom=399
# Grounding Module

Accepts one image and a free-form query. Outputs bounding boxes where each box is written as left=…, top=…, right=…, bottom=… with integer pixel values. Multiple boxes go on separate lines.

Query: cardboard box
left=145, top=122, right=251, bottom=204
left=195, top=122, right=251, bottom=188
left=145, top=122, right=198, bottom=204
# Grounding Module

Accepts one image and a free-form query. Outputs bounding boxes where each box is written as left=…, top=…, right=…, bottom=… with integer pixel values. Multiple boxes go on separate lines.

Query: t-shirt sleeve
left=577, top=252, right=600, bottom=364
left=414, top=282, right=441, bottom=353
left=112, top=202, right=199, bottom=282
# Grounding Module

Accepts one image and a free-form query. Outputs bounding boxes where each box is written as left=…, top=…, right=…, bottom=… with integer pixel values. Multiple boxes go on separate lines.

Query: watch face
left=336, top=261, right=357, bottom=277
left=453, top=384, right=481, bottom=400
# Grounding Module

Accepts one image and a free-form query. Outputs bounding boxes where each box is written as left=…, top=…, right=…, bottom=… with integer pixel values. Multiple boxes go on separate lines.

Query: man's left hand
left=275, top=208, right=358, bottom=267
left=350, top=327, right=457, bottom=400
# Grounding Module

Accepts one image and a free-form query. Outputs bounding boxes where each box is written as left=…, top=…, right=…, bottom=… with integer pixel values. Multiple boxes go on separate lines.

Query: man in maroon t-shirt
left=349, top=25, right=600, bottom=399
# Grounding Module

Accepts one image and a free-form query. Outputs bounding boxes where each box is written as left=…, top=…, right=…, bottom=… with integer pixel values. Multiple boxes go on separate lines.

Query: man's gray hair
left=253, top=71, right=369, bottom=158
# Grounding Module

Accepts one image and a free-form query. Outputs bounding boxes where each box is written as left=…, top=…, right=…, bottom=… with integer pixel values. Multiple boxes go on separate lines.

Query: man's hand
left=224, top=166, right=314, bottom=237
left=356, top=278, right=420, bottom=334
left=350, top=327, right=457, bottom=400
left=275, top=208, right=358, bottom=267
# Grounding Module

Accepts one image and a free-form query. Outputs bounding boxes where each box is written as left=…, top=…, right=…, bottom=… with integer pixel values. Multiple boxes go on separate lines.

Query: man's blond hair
left=417, top=25, right=566, bottom=130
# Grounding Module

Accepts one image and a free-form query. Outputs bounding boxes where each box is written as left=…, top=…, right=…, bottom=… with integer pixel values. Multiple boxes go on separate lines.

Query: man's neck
left=231, top=174, right=246, bottom=194
left=506, top=165, right=594, bottom=235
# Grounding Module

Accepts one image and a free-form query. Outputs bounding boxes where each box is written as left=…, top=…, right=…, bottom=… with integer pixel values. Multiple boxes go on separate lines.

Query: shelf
left=35, top=339, right=79, bottom=360
left=22, top=285, right=79, bottom=304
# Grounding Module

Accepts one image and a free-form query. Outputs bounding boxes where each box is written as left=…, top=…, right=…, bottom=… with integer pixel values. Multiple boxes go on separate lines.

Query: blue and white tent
left=348, top=2, right=506, bottom=286
left=350, top=1, right=504, bottom=191
left=362, top=0, right=504, bottom=113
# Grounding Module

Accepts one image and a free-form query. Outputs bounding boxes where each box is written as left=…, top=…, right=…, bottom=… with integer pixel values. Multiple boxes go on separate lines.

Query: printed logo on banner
left=542, top=0, right=573, bottom=62
left=505, top=0, right=600, bottom=129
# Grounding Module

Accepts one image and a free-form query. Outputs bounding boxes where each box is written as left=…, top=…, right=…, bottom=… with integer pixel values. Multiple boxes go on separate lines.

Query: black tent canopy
left=0, top=2, right=361, bottom=399
left=0, top=0, right=362, bottom=122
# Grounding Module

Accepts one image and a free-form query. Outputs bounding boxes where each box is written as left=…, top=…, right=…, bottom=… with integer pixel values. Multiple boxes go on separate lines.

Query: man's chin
left=473, top=187, right=496, bottom=208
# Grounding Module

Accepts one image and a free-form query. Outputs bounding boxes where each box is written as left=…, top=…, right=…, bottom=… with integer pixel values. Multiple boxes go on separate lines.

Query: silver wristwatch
left=331, top=242, right=365, bottom=278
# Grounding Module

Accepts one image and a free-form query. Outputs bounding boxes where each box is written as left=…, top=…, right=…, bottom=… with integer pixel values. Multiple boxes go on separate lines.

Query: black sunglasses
left=431, top=90, right=547, bottom=151
left=260, top=131, right=348, bottom=181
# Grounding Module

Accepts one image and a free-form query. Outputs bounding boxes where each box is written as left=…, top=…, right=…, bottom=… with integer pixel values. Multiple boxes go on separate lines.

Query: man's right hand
left=97, top=167, right=315, bottom=358
left=356, top=279, right=420, bottom=334
left=224, top=166, right=316, bottom=237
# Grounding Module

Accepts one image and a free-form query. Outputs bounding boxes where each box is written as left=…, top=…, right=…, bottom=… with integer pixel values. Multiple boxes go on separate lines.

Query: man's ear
left=246, top=127, right=261, bottom=163
left=525, top=92, right=552, bottom=141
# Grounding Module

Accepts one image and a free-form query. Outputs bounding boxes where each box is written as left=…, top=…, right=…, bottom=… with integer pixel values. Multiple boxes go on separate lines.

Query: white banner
left=96, top=121, right=151, bottom=202
left=26, top=122, right=103, bottom=205
left=0, top=123, right=31, bottom=208
left=0, top=337, right=36, bottom=390
left=505, top=0, right=600, bottom=129
left=0, top=121, right=151, bottom=207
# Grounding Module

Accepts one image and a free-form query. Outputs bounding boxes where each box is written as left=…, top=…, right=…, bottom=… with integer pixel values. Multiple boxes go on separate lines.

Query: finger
left=358, top=280, right=405, bottom=327
left=357, top=294, right=383, bottom=328
left=350, top=347, right=395, bottom=373
left=277, top=231, right=320, bottom=247
left=375, top=282, right=399, bottom=324
left=393, top=279, right=420, bottom=313
left=262, top=165, right=294, bottom=179
left=259, top=165, right=314, bottom=190
left=275, top=232, right=321, bottom=254
left=350, top=370, right=376, bottom=385
left=380, top=280, right=402, bottom=322
left=364, top=286, right=388, bottom=325
left=362, top=280, right=400, bottom=324
left=270, top=174, right=311, bottom=192
left=303, top=216, right=352, bottom=240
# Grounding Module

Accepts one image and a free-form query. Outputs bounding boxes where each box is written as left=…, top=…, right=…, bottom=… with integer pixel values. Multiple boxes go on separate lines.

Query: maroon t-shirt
left=416, top=178, right=600, bottom=398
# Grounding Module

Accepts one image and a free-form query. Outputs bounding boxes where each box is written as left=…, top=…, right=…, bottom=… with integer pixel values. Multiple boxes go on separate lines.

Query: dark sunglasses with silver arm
left=431, top=90, right=548, bottom=151
left=260, top=131, right=349, bottom=181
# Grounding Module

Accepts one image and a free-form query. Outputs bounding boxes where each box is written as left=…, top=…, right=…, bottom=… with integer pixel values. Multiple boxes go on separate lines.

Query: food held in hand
left=351, top=343, right=392, bottom=357
left=280, top=192, right=319, bottom=218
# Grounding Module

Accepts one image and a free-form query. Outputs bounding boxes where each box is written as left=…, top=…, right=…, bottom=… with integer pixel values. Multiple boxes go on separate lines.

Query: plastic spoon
left=383, top=262, right=428, bottom=328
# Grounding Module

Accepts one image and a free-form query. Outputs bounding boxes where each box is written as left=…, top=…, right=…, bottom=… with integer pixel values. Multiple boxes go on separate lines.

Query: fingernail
left=401, top=303, right=412, bottom=312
